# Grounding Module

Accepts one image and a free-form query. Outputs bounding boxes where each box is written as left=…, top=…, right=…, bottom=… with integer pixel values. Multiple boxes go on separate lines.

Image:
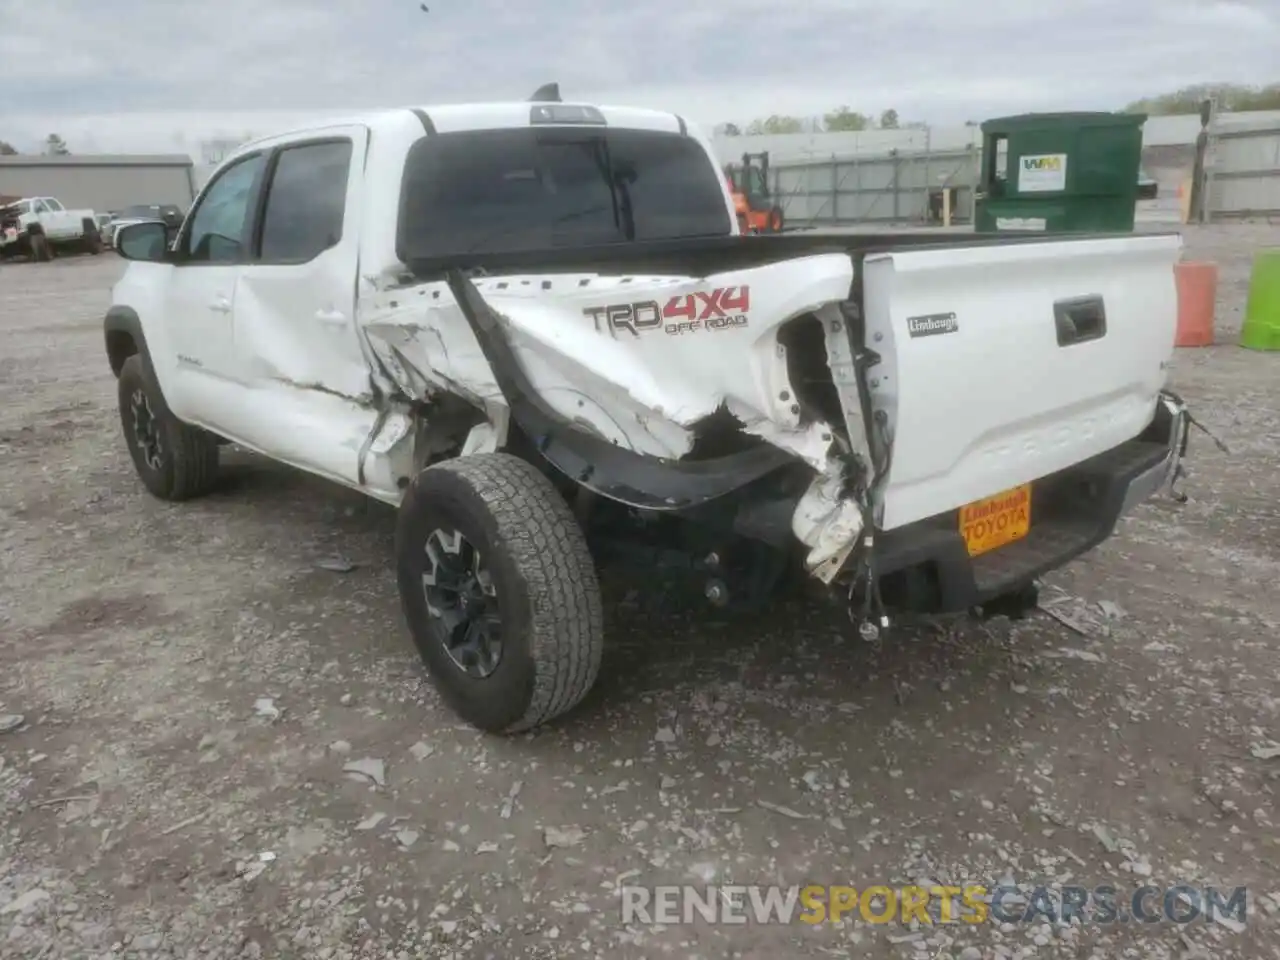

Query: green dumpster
left=974, top=111, right=1146, bottom=234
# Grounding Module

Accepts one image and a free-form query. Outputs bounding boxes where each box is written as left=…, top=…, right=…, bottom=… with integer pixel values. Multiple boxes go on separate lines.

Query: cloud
left=0, top=0, right=1275, bottom=154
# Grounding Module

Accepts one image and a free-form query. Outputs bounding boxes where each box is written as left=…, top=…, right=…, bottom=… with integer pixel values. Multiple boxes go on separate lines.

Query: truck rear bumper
left=873, top=392, right=1189, bottom=614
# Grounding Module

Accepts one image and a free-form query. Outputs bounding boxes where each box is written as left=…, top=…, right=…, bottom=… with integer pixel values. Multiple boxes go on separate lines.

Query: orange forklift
left=723, top=152, right=785, bottom=234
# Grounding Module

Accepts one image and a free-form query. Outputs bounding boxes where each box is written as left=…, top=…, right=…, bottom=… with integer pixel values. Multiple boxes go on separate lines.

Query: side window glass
left=259, top=141, right=353, bottom=263
left=31, top=200, right=48, bottom=214
left=184, top=153, right=267, bottom=264
left=45, top=199, right=64, bottom=212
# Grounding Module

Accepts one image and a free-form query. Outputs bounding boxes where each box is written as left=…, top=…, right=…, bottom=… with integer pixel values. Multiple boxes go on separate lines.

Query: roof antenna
left=529, top=82, right=562, bottom=103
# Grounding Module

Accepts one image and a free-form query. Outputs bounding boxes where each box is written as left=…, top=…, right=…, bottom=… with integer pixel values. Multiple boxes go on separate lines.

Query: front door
left=33, top=198, right=77, bottom=241
left=161, top=151, right=269, bottom=430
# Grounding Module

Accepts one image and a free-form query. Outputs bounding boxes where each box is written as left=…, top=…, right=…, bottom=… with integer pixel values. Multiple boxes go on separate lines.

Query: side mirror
left=116, top=221, right=171, bottom=263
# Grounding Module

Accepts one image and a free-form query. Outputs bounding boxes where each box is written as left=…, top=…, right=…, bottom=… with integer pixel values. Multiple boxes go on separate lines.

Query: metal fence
left=712, top=111, right=1280, bottom=166
left=768, top=147, right=982, bottom=227
left=1206, top=120, right=1280, bottom=219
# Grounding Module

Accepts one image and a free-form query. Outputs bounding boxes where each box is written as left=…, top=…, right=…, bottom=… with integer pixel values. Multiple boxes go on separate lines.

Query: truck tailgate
left=863, top=233, right=1181, bottom=530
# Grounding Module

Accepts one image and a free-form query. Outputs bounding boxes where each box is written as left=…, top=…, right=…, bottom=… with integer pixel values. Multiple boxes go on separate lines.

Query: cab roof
left=237, top=100, right=690, bottom=154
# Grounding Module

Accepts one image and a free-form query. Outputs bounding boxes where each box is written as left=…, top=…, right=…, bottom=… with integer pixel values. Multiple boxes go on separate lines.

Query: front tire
left=29, top=232, right=52, bottom=262
left=395, top=453, right=605, bottom=734
left=117, top=355, right=220, bottom=501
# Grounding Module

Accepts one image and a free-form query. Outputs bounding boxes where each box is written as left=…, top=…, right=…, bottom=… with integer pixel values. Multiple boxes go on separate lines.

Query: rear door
left=863, top=233, right=1181, bottom=530
left=228, top=128, right=378, bottom=487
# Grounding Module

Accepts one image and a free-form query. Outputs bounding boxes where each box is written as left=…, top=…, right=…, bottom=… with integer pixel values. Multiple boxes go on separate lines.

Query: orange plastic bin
left=1174, top=260, right=1217, bottom=347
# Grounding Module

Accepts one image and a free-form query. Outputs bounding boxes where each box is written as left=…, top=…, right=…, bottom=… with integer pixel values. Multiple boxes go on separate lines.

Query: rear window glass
left=397, top=127, right=731, bottom=261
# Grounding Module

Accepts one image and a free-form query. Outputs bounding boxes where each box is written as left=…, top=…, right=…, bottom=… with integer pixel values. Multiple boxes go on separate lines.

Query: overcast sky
left=1, top=0, right=1275, bottom=155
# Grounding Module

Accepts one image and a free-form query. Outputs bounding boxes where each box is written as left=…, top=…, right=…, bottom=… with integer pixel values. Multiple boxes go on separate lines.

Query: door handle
left=315, top=308, right=346, bottom=324
left=1054, top=295, right=1107, bottom=347
left=209, top=296, right=232, bottom=314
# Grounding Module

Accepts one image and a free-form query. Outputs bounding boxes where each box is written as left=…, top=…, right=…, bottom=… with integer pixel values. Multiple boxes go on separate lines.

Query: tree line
left=1124, top=82, right=1280, bottom=115
left=720, top=107, right=910, bottom=136
left=0, top=134, right=70, bottom=156
left=723, top=82, right=1280, bottom=137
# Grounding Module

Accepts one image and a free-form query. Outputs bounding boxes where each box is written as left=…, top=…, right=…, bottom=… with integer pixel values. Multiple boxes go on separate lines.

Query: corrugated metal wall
left=1207, top=117, right=1280, bottom=219
left=0, top=157, right=197, bottom=212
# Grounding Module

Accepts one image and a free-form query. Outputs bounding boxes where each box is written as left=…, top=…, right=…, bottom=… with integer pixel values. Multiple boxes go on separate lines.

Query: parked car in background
left=102, top=204, right=186, bottom=247
left=95, top=213, right=115, bottom=245
left=0, top=195, right=104, bottom=261
left=1137, top=167, right=1159, bottom=200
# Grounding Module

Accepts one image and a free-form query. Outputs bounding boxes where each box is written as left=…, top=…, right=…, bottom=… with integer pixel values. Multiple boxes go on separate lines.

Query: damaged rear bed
left=359, top=229, right=1188, bottom=617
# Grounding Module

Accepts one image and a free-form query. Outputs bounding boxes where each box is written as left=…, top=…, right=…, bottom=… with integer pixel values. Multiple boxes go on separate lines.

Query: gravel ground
left=2, top=224, right=1279, bottom=959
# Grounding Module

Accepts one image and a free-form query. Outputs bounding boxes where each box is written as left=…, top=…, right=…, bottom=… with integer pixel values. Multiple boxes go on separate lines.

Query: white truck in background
left=102, top=87, right=1192, bottom=735
left=0, top=195, right=104, bottom=260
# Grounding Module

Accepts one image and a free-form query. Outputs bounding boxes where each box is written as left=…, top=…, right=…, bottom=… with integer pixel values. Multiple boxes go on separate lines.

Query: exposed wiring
left=843, top=340, right=894, bottom=636
left=850, top=414, right=893, bottom=632
left=1186, top=411, right=1229, bottom=455
left=1162, top=388, right=1229, bottom=454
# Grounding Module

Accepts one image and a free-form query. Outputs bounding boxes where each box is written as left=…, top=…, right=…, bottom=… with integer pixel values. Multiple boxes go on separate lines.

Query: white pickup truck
left=0, top=195, right=104, bottom=260
left=105, top=88, right=1191, bottom=734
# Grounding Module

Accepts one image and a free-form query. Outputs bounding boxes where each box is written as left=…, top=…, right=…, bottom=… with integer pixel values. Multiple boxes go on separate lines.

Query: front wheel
left=395, top=453, right=605, bottom=734
left=117, top=355, right=220, bottom=501
left=29, top=232, right=52, bottom=262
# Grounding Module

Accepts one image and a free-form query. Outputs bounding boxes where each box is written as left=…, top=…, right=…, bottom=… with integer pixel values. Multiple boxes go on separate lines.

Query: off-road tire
left=117, top=355, right=220, bottom=501
left=30, top=232, right=52, bottom=262
left=395, top=453, right=605, bottom=734
left=82, top=222, right=103, bottom=254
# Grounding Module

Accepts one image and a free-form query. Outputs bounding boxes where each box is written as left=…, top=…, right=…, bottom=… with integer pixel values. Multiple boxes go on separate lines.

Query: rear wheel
left=395, top=453, right=605, bottom=733
left=117, top=355, right=220, bottom=501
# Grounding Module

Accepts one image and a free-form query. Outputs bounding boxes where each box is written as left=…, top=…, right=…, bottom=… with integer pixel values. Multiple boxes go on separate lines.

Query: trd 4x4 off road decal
left=582, top=301, right=664, bottom=338
left=584, top=286, right=751, bottom=338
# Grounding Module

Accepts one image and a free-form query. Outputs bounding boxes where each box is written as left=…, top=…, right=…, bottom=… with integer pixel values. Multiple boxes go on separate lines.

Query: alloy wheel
left=129, top=389, right=164, bottom=472
left=421, top=527, right=503, bottom=678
